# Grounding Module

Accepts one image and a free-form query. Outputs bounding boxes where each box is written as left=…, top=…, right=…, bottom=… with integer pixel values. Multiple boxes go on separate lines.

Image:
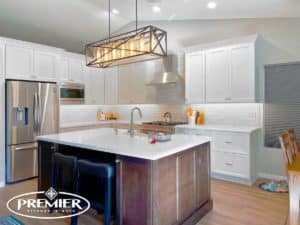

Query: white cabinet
left=5, top=44, right=61, bottom=82
left=58, top=55, right=85, bottom=83
left=58, top=57, right=69, bottom=82
left=104, top=67, right=118, bottom=105
left=5, top=44, right=33, bottom=80
left=118, top=63, right=147, bottom=104
left=229, top=44, right=255, bottom=102
left=185, top=35, right=258, bottom=103
left=185, top=52, right=205, bottom=103
left=33, top=50, right=58, bottom=81
left=69, top=58, right=84, bottom=83
left=205, top=48, right=230, bottom=103
left=205, top=44, right=255, bottom=103
left=0, top=43, right=4, bottom=77
left=85, top=68, right=105, bottom=105
left=177, top=127, right=260, bottom=185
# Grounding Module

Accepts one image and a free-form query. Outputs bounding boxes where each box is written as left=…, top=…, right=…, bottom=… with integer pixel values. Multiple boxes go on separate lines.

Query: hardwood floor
left=0, top=178, right=289, bottom=225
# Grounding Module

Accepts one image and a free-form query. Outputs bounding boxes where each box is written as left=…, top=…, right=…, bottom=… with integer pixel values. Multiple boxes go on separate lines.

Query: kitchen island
left=37, top=128, right=212, bottom=225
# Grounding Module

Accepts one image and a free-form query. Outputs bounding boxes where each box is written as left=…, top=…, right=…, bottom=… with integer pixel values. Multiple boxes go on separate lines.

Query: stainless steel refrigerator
left=6, top=80, right=59, bottom=183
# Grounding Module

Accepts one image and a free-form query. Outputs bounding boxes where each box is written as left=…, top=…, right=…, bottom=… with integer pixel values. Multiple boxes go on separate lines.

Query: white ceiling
left=0, top=0, right=299, bottom=53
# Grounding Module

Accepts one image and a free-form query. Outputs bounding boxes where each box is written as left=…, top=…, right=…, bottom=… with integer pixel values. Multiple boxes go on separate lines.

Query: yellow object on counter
left=187, top=106, right=194, bottom=117
left=199, top=110, right=206, bottom=125
left=105, top=112, right=120, bottom=121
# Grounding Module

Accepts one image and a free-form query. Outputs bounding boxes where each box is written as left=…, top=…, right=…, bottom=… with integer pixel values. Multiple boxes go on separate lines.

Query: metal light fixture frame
left=85, top=0, right=167, bottom=68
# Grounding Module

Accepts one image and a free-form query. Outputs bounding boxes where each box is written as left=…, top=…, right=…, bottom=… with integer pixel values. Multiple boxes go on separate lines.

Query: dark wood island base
left=38, top=141, right=212, bottom=225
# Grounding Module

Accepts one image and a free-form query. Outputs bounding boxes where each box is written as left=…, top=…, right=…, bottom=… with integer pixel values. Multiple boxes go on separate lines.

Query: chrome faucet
left=129, top=107, right=143, bottom=137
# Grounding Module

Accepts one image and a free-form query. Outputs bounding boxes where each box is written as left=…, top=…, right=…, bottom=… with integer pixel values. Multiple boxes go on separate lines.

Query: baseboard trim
left=257, top=173, right=287, bottom=181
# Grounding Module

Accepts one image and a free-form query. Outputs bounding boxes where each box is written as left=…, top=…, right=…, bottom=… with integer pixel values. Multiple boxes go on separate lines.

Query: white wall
left=60, top=103, right=261, bottom=127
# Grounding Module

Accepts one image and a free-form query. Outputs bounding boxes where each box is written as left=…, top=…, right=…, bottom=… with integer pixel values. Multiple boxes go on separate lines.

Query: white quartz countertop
left=176, top=124, right=261, bottom=133
left=37, top=128, right=211, bottom=160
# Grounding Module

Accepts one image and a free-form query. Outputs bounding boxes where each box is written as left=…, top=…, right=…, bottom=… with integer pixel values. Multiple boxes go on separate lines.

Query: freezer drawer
left=6, top=143, right=38, bottom=183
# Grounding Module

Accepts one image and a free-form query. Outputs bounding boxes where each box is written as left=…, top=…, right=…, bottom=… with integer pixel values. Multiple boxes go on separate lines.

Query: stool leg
left=104, top=178, right=112, bottom=225
left=71, top=216, right=78, bottom=225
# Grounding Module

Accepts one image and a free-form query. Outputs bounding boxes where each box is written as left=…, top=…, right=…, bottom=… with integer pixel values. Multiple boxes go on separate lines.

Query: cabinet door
left=104, top=67, right=118, bottom=104
left=205, top=48, right=230, bottom=103
left=6, top=45, right=33, bottom=79
left=34, top=51, right=57, bottom=81
left=85, top=68, right=105, bottom=105
left=118, top=157, right=152, bottom=225
left=178, top=150, right=196, bottom=221
left=131, top=63, right=147, bottom=103
left=195, top=145, right=210, bottom=206
left=69, top=59, right=84, bottom=82
left=0, top=44, right=4, bottom=77
left=58, top=57, right=69, bottom=82
left=230, top=44, right=255, bottom=102
left=185, top=52, right=205, bottom=103
left=118, top=64, right=132, bottom=104
left=153, top=156, right=178, bottom=225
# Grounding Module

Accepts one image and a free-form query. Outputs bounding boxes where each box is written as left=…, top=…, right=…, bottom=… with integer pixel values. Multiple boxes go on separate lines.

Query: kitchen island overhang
left=37, top=128, right=213, bottom=225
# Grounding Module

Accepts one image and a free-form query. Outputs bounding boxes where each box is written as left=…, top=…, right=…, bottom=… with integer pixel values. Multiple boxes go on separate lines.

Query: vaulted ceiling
left=0, top=0, right=299, bottom=53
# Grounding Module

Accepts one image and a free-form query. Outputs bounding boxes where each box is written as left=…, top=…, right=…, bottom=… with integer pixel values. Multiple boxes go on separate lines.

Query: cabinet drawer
left=213, top=132, right=249, bottom=153
left=211, top=151, right=249, bottom=179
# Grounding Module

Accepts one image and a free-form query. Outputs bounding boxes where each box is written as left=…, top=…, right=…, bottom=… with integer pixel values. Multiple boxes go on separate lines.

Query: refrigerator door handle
left=14, top=143, right=38, bottom=151
left=33, top=93, right=39, bottom=133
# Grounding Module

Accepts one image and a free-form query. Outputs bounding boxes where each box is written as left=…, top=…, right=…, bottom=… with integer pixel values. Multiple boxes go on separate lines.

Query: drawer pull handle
left=224, top=141, right=232, bottom=144
left=225, top=162, right=233, bottom=166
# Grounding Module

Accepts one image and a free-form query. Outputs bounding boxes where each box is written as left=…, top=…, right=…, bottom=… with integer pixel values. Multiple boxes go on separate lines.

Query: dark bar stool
left=52, top=152, right=77, bottom=193
left=71, top=159, right=115, bottom=225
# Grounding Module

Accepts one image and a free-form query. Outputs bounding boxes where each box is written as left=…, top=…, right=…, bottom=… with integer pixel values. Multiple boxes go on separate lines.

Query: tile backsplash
left=60, top=103, right=262, bottom=128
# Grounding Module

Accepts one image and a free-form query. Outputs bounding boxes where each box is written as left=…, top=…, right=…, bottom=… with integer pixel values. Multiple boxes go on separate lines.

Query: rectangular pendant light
left=85, top=25, right=167, bottom=68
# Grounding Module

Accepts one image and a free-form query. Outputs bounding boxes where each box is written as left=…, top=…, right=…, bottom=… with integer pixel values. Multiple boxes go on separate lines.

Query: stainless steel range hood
left=146, top=55, right=183, bottom=86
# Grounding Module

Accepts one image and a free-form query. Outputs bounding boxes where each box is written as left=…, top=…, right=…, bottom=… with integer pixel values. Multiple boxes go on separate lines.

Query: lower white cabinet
left=177, top=127, right=261, bottom=185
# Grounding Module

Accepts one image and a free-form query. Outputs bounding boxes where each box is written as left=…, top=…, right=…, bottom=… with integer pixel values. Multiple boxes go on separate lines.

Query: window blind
left=264, top=62, right=300, bottom=148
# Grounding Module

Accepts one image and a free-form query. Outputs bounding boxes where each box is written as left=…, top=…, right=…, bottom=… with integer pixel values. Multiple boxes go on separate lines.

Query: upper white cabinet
left=69, top=58, right=84, bottom=83
left=85, top=67, right=105, bottom=105
left=58, top=54, right=85, bottom=83
left=206, top=47, right=230, bottom=102
left=229, top=44, right=255, bottom=102
left=104, top=67, right=118, bottom=105
left=5, top=44, right=33, bottom=80
left=185, top=51, right=205, bottom=103
left=185, top=35, right=258, bottom=103
left=33, top=50, right=58, bottom=82
left=118, top=63, right=147, bottom=104
left=5, top=42, right=62, bottom=82
left=0, top=43, right=4, bottom=77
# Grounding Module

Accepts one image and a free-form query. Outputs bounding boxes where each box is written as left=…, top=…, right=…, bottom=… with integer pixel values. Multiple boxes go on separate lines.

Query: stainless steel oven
left=59, top=82, right=85, bottom=105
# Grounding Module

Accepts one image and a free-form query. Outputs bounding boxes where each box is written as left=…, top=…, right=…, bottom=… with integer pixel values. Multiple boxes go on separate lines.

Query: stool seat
left=77, top=159, right=114, bottom=179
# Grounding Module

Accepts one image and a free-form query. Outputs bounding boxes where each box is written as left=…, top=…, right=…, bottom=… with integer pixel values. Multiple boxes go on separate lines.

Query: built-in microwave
left=59, top=82, right=85, bottom=105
